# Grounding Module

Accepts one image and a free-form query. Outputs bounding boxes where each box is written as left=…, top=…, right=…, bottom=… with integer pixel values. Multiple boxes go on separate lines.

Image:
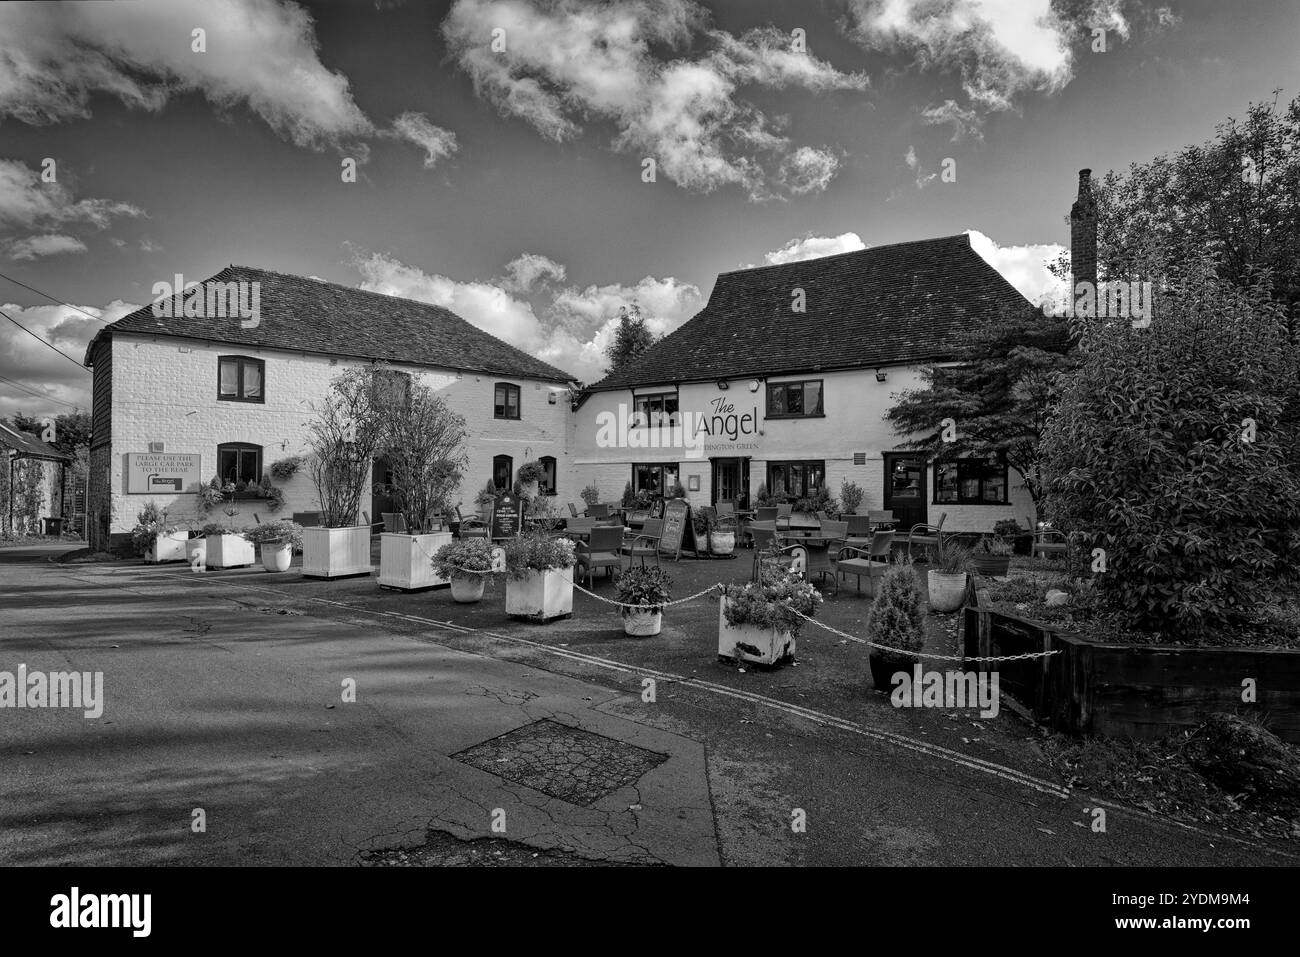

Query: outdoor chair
left=820, top=519, right=848, bottom=542
left=459, top=518, right=489, bottom=540
left=716, top=501, right=737, bottom=521
left=751, top=527, right=802, bottom=583
left=291, top=511, right=321, bottom=527
left=1034, top=526, right=1070, bottom=560
left=576, top=525, right=624, bottom=588
left=816, top=510, right=831, bottom=522
left=565, top=517, right=596, bottom=538
left=622, top=517, right=663, bottom=569
left=833, top=531, right=895, bottom=596
left=776, top=503, right=793, bottom=529
left=867, top=509, right=895, bottom=529
left=568, top=502, right=580, bottom=518
left=588, top=503, right=612, bottom=520
left=845, top=514, right=874, bottom=539
left=381, top=512, right=406, bottom=533
left=907, top=512, right=947, bottom=561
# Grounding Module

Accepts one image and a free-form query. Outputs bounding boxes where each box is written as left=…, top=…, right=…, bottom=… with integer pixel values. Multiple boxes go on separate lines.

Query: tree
left=8, top=409, right=90, bottom=455
left=304, top=367, right=387, bottom=528
left=375, top=380, right=469, bottom=533
left=1041, top=253, right=1300, bottom=639
left=884, top=304, right=1074, bottom=523
left=604, top=303, right=658, bottom=375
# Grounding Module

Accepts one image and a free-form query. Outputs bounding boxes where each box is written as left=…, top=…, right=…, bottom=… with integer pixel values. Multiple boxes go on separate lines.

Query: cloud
left=0, top=299, right=138, bottom=421
left=387, top=112, right=459, bottom=168
left=351, top=249, right=703, bottom=384
left=3, top=234, right=87, bottom=261
left=758, top=232, right=868, bottom=266
left=441, top=0, right=867, bottom=200
left=904, top=144, right=937, bottom=188
left=964, top=228, right=1066, bottom=305
left=0, top=158, right=144, bottom=232
left=921, top=98, right=984, bottom=141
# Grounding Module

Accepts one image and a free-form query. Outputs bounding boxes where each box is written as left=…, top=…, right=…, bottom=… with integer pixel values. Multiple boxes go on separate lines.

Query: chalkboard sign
left=491, top=492, right=523, bottom=539
left=658, top=499, right=698, bottom=560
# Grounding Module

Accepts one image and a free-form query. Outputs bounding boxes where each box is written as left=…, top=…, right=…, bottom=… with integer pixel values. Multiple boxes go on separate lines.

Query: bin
left=42, top=517, right=64, bottom=536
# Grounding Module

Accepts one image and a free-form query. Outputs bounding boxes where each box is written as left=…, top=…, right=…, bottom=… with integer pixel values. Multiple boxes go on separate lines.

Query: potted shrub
left=865, top=560, right=926, bottom=690
left=994, top=518, right=1032, bottom=556
left=971, top=535, right=1014, bottom=578
left=374, top=380, right=469, bottom=591
left=620, top=481, right=635, bottom=508
left=717, top=572, right=822, bottom=667
left=616, top=565, right=672, bottom=636
left=432, top=538, right=499, bottom=603
left=516, top=460, right=545, bottom=500
left=839, top=479, right=864, bottom=516
left=202, top=521, right=255, bottom=569
left=503, top=534, right=576, bottom=623
left=927, top=539, right=971, bottom=613
left=302, top=367, right=385, bottom=579
left=130, top=501, right=187, bottom=563
left=243, top=519, right=304, bottom=572
left=792, top=486, right=836, bottom=522
left=583, top=483, right=603, bottom=513
left=476, top=480, right=497, bottom=522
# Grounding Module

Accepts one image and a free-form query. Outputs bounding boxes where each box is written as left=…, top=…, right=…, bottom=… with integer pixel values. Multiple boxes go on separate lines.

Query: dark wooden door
left=711, top=457, right=751, bottom=509
left=883, top=453, right=927, bottom=532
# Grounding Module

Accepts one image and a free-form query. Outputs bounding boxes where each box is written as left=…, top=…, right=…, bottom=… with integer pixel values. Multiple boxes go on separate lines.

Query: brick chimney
left=1069, top=168, right=1097, bottom=291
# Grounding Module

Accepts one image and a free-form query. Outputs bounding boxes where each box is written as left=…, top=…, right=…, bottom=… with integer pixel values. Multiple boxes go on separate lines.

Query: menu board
left=491, top=492, right=523, bottom=539
left=658, top=499, right=698, bottom=560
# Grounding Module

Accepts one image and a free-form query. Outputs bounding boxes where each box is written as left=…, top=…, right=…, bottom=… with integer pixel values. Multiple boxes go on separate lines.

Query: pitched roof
left=587, top=234, right=1035, bottom=392
left=85, top=265, right=574, bottom=383
left=0, top=420, right=70, bottom=460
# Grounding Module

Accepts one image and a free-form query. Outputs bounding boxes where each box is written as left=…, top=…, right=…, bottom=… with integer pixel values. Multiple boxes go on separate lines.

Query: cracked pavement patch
left=358, top=828, right=650, bottom=866
left=453, top=719, right=668, bottom=807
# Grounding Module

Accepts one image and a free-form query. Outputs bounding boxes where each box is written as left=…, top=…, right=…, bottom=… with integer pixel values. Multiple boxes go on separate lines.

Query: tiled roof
left=587, top=234, right=1035, bottom=391
left=0, top=420, right=70, bottom=460
left=85, top=265, right=574, bottom=382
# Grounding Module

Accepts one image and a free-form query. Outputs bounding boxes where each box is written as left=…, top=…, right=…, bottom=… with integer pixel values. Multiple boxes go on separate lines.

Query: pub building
left=571, top=233, right=1040, bottom=533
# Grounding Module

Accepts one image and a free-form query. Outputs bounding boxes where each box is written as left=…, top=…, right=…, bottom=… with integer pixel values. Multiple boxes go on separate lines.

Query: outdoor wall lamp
left=717, top=380, right=729, bottom=390
left=875, top=369, right=887, bottom=382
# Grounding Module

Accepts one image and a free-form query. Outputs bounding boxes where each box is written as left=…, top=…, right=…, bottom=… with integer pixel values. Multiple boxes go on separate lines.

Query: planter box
left=717, top=597, right=795, bottom=667
left=145, top=531, right=189, bottom=564
left=302, top=525, right=373, bottom=579
left=505, top=569, right=573, bottom=623
left=377, top=531, right=453, bottom=591
left=205, top=534, right=255, bottom=569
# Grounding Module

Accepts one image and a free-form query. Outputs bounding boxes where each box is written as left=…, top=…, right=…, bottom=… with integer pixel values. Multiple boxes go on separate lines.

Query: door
left=371, top=457, right=396, bottom=527
left=883, top=453, right=927, bottom=532
left=711, top=457, right=751, bottom=509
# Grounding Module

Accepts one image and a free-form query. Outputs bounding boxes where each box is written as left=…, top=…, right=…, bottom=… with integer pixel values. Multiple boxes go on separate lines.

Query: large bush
left=1041, top=255, right=1300, bottom=638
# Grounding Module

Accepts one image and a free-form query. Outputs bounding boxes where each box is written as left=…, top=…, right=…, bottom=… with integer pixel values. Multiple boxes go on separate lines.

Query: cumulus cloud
left=3, top=234, right=87, bottom=261
left=351, top=249, right=703, bottom=384
left=0, top=159, right=144, bottom=232
left=386, top=112, right=459, bottom=168
left=441, top=0, right=867, bottom=200
left=904, top=144, right=937, bottom=188
left=964, top=228, right=1066, bottom=306
left=758, top=232, right=868, bottom=266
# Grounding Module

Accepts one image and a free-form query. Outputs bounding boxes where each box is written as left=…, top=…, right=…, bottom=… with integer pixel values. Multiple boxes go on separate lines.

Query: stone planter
left=377, top=531, right=452, bottom=591
left=145, top=530, right=189, bottom=564
left=505, top=568, right=573, bottom=623
left=709, top=530, right=736, bottom=556
left=302, top=525, right=373, bottom=579
left=622, top=609, right=662, bottom=637
left=450, top=576, right=486, bottom=603
left=971, top=554, right=1011, bottom=579
left=717, top=597, right=794, bottom=667
left=260, top=543, right=292, bottom=573
left=205, top=534, right=255, bottom=569
left=927, top=570, right=969, bottom=613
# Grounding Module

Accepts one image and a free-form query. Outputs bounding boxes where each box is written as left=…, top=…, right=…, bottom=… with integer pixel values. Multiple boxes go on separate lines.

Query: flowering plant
left=503, top=534, right=575, bottom=580
left=721, top=572, right=822, bottom=637
left=432, top=538, right=499, bottom=581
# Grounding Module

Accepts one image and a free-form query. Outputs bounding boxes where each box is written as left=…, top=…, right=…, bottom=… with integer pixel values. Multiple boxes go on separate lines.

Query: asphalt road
left=1, top=544, right=1293, bottom=867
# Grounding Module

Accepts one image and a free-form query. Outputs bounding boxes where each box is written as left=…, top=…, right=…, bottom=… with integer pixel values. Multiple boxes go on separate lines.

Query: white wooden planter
left=718, top=597, right=795, bottom=667
left=145, top=531, right=189, bottom=564
left=206, top=534, right=255, bottom=569
left=260, top=543, right=292, bottom=573
left=505, top=568, right=573, bottom=623
left=302, top=525, right=373, bottom=579
left=377, top=531, right=452, bottom=591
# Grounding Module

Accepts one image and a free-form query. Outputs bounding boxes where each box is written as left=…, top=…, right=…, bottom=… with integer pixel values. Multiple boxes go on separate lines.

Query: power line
left=0, top=306, right=88, bottom=371
left=0, top=269, right=111, bottom=324
left=0, top=374, right=81, bottom=410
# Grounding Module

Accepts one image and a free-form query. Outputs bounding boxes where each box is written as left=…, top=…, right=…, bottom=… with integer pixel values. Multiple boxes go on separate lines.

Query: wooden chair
left=751, top=526, right=802, bottom=583
left=459, top=518, right=489, bottom=540
left=834, top=531, right=895, bottom=595
left=622, top=517, right=663, bottom=569
left=1034, top=526, right=1070, bottom=560
left=576, top=525, right=624, bottom=587
left=908, top=512, right=947, bottom=561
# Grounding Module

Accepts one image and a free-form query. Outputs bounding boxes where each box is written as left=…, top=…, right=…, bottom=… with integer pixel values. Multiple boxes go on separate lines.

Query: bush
left=1042, top=254, right=1300, bottom=638
left=201, top=522, right=235, bottom=537
left=516, top=460, right=545, bottom=484
left=932, top=538, right=972, bottom=574
left=129, top=501, right=176, bottom=556
left=503, top=534, right=576, bottom=580
left=582, top=484, right=602, bottom=510
left=242, top=520, right=304, bottom=550
left=195, top=476, right=226, bottom=515
left=432, top=538, right=498, bottom=581
left=793, top=485, right=836, bottom=515
left=269, top=456, right=303, bottom=480
left=615, top=565, right=673, bottom=615
left=722, top=572, right=822, bottom=638
left=839, top=480, right=864, bottom=514
left=475, top=480, right=497, bottom=506
left=620, top=481, right=634, bottom=507
left=866, top=560, right=926, bottom=654
left=992, top=518, right=1025, bottom=540
left=754, top=483, right=774, bottom=507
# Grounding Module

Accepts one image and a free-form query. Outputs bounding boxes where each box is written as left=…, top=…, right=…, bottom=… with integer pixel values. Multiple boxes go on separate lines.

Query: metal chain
left=563, top=575, right=722, bottom=610
left=787, top=607, right=1060, bottom=662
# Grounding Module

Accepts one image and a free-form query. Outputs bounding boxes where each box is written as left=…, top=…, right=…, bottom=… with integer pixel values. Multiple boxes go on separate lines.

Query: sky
left=0, top=0, right=1297, bottom=420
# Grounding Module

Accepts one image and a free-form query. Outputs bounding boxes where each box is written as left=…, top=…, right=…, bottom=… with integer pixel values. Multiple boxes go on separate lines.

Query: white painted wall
left=104, top=333, right=570, bottom=534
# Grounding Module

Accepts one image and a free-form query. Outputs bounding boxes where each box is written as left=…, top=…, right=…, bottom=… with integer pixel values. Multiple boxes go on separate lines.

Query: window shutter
left=853, top=452, right=866, bottom=466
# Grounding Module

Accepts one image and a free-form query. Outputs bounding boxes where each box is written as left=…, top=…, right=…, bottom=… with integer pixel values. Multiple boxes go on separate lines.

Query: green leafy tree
left=604, top=303, right=658, bottom=375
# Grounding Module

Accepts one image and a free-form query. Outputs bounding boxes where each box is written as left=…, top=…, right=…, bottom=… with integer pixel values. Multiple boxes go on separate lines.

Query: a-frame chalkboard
left=658, top=499, right=699, bottom=560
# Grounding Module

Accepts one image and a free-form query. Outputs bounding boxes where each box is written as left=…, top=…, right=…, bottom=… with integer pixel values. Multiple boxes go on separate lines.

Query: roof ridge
left=718, top=233, right=970, bottom=277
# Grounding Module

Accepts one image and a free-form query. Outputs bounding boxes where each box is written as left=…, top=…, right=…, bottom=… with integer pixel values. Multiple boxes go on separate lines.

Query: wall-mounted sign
left=125, top=453, right=202, bottom=494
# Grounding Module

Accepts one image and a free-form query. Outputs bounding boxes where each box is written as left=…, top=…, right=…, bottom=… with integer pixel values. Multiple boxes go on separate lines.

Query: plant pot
left=377, top=531, right=452, bottom=591
left=717, top=597, right=794, bottom=666
left=709, top=530, right=736, bottom=555
left=260, top=542, right=292, bottom=573
left=622, top=609, right=662, bottom=637
left=450, top=576, right=486, bottom=603
left=145, top=531, right=189, bottom=564
left=927, top=570, right=969, bottom=613
left=302, top=525, right=372, bottom=579
left=205, top=533, right=255, bottom=569
left=505, top=568, right=573, bottom=622
left=869, top=650, right=914, bottom=691
left=971, top=554, right=1011, bottom=578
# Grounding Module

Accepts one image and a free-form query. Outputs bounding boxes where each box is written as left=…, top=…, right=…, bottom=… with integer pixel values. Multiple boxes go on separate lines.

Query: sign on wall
left=125, top=453, right=202, bottom=494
